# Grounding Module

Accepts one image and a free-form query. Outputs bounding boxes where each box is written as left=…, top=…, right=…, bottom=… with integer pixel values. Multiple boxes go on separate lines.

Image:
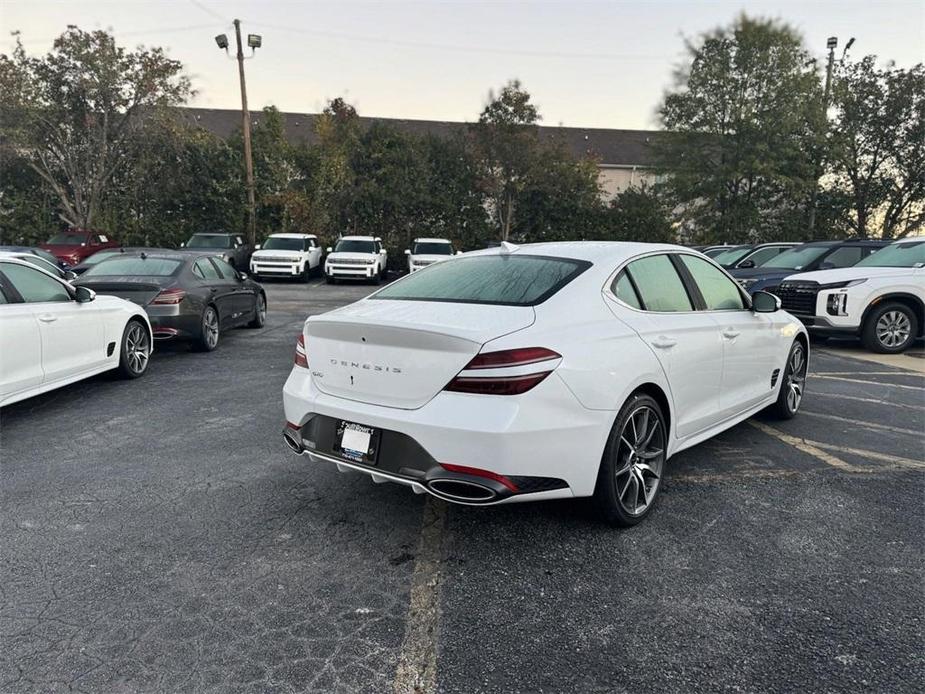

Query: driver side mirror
left=737, top=259, right=755, bottom=269
left=404, top=249, right=411, bottom=255
left=75, top=286, right=96, bottom=303
left=180, top=242, right=186, bottom=248
left=752, top=290, right=780, bottom=313
left=255, top=244, right=261, bottom=250
left=237, top=271, right=248, bottom=281
left=326, top=247, right=333, bottom=253
left=65, top=270, right=78, bottom=281
left=819, top=261, right=835, bottom=270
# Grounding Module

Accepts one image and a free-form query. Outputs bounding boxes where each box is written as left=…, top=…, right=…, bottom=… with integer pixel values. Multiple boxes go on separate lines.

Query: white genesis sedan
left=282, top=242, right=808, bottom=526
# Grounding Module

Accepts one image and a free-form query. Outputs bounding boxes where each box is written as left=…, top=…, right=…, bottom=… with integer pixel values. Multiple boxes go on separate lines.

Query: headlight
left=820, top=278, right=867, bottom=289
left=366, top=258, right=377, bottom=265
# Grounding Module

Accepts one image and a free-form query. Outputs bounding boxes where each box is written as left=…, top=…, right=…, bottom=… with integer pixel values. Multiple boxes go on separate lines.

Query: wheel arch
left=629, top=382, right=673, bottom=450
left=861, top=293, right=925, bottom=336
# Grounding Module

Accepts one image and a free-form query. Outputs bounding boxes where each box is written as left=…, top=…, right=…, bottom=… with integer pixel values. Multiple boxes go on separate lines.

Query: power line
left=10, top=23, right=220, bottom=46
left=188, top=0, right=226, bottom=23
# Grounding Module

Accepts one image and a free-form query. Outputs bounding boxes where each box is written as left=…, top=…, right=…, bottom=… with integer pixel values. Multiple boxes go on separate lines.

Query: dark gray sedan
left=75, top=251, right=266, bottom=351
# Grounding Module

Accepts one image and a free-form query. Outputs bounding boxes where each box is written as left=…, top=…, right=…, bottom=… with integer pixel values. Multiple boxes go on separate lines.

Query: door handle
left=651, top=336, right=677, bottom=349
left=210, top=287, right=217, bottom=293
left=722, top=329, right=741, bottom=340
left=37, top=314, right=58, bottom=323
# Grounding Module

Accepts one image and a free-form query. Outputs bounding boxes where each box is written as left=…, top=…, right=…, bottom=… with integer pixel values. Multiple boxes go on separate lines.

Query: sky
left=2, top=0, right=923, bottom=130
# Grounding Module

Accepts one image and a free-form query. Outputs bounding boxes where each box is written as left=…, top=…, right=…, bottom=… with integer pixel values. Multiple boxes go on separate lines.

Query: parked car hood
left=327, top=252, right=377, bottom=261
left=252, top=249, right=302, bottom=259
left=410, top=254, right=454, bottom=263
left=783, top=266, right=919, bottom=284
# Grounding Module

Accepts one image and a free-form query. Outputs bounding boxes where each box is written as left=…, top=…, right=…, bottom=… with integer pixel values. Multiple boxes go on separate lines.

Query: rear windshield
left=372, top=254, right=591, bottom=306
left=856, top=241, right=925, bottom=268
left=335, top=239, right=376, bottom=253
left=413, top=242, right=454, bottom=255
left=82, top=257, right=182, bottom=277
left=82, top=250, right=121, bottom=266
left=187, top=234, right=231, bottom=249
left=46, top=232, right=89, bottom=245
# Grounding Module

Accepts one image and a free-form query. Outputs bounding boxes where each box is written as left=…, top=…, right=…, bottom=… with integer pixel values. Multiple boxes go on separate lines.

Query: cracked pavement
left=1, top=278, right=922, bottom=693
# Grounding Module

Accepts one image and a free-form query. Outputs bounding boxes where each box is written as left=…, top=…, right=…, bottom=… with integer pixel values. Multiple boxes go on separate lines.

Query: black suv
left=730, top=240, right=889, bottom=294
left=181, top=233, right=253, bottom=270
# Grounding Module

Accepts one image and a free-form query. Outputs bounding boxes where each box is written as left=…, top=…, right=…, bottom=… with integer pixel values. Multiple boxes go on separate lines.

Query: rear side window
left=745, top=247, right=786, bottom=267
left=624, top=254, right=693, bottom=312
left=83, top=257, right=182, bottom=277
left=373, top=254, right=591, bottom=306
left=611, top=271, right=642, bottom=309
left=194, top=259, right=221, bottom=280
left=1, top=263, right=71, bottom=303
left=822, top=246, right=863, bottom=268
left=678, top=255, right=745, bottom=310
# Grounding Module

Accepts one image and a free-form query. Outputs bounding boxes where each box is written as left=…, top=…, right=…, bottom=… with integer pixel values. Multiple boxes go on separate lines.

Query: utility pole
left=234, top=20, right=257, bottom=249
left=808, top=36, right=839, bottom=236
left=215, top=22, right=262, bottom=249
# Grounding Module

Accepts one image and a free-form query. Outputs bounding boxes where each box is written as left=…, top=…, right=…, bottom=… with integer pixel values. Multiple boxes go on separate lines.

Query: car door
left=606, top=253, right=724, bottom=439
left=0, top=262, right=105, bottom=384
left=676, top=253, right=779, bottom=417
left=376, top=240, right=387, bottom=272
left=193, top=258, right=237, bottom=325
left=0, top=273, right=44, bottom=401
left=307, top=238, right=322, bottom=269
left=212, top=256, right=255, bottom=324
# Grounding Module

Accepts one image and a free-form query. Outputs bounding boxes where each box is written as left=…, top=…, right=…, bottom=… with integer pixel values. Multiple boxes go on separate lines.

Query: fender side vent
left=771, top=368, right=781, bottom=388
left=107, top=342, right=116, bottom=357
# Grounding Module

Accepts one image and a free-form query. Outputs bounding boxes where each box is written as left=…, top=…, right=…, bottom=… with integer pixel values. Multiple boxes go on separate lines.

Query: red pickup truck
left=40, top=230, right=120, bottom=267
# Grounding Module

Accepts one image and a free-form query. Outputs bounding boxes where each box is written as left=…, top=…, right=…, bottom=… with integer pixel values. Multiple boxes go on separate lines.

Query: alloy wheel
left=614, top=405, right=665, bottom=516
left=125, top=323, right=150, bottom=374
left=204, top=309, right=219, bottom=348
left=876, top=310, right=911, bottom=349
left=785, top=343, right=807, bottom=413
left=257, top=295, right=267, bottom=323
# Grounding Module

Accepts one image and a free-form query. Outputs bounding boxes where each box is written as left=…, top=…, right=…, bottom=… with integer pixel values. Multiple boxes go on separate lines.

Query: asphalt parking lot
left=1, top=278, right=923, bottom=694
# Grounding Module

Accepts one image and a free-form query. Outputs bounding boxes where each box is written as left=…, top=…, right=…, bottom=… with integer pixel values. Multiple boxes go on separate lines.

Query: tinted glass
left=762, top=245, right=830, bottom=270
left=413, top=242, right=454, bottom=255
left=82, top=250, right=121, bottom=266
left=19, top=255, right=62, bottom=277
left=821, top=246, right=863, bottom=269
left=262, top=237, right=305, bottom=251
left=187, top=234, right=232, bottom=249
left=83, top=257, right=182, bottom=277
left=679, top=255, right=745, bottom=310
left=625, top=255, right=693, bottom=312
left=194, top=259, right=221, bottom=280
left=46, top=232, right=88, bottom=245
left=335, top=240, right=376, bottom=253
left=1, top=263, right=71, bottom=303
left=702, top=247, right=729, bottom=258
left=856, top=241, right=925, bottom=267
left=711, top=247, right=752, bottom=267
left=212, top=257, right=238, bottom=279
left=373, top=255, right=590, bottom=306
left=743, top=246, right=787, bottom=267
left=611, top=271, right=642, bottom=309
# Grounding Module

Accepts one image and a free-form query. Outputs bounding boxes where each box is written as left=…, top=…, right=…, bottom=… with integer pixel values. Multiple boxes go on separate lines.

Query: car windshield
left=46, top=232, right=89, bottom=245
left=82, top=257, right=182, bottom=277
left=335, top=239, right=376, bottom=253
left=711, top=247, right=752, bottom=266
left=702, top=247, right=730, bottom=258
left=413, top=242, right=454, bottom=255
left=82, top=250, right=122, bottom=266
left=855, top=241, right=925, bottom=268
left=373, top=254, right=591, bottom=306
left=186, top=234, right=232, bottom=249
left=263, top=237, right=305, bottom=251
left=761, top=245, right=831, bottom=270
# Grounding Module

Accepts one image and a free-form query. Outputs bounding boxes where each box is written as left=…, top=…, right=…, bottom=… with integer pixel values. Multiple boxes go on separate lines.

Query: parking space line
left=814, top=371, right=919, bottom=377
left=392, top=498, right=447, bottom=694
left=800, top=410, right=924, bottom=437
left=810, top=375, right=923, bottom=390
left=809, top=441, right=925, bottom=470
left=748, top=421, right=863, bottom=472
left=810, top=392, right=924, bottom=410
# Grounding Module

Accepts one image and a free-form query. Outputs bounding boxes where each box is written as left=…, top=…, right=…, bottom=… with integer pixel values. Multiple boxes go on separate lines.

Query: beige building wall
left=597, top=166, right=657, bottom=200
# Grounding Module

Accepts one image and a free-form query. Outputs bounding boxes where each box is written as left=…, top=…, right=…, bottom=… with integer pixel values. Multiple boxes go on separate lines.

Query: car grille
left=777, top=281, right=819, bottom=315
left=413, top=260, right=435, bottom=267
left=332, top=258, right=371, bottom=266
left=256, top=256, right=295, bottom=263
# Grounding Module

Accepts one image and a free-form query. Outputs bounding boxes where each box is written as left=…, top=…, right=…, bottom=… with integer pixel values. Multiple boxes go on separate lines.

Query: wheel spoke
left=638, top=448, right=663, bottom=460
left=636, top=462, right=660, bottom=480
left=634, top=409, right=649, bottom=445
left=640, top=418, right=659, bottom=449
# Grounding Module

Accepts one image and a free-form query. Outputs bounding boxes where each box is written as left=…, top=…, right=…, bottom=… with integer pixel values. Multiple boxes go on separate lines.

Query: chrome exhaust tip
left=282, top=429, right=303, bottom=454
left=428, top=478, right=497, bottom=503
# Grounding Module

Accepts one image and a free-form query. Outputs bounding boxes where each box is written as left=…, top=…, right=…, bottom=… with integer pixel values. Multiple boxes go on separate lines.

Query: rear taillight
left=444, top=347, right=561, bottom=396
left=294, top=334, right=308, bottom=368
left=151, top=287, right=186, bottom=305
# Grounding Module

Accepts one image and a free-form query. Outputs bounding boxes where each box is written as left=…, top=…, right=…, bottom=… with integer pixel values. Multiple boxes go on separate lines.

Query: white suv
left=405, top=237, right=457, bottom=272
left=777, top=238, right=924, bottom=353
left=324, top=236, right=388, bottom=284
left=250, top=233, right=322, bottom=282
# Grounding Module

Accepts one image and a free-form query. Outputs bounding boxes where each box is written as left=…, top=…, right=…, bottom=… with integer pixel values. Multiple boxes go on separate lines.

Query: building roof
left=179, top=108, right=659, bottom=168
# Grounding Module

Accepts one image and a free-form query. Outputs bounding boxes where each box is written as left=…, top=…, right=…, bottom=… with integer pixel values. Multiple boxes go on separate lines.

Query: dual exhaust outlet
left=281, top=429, right=500, bottom=503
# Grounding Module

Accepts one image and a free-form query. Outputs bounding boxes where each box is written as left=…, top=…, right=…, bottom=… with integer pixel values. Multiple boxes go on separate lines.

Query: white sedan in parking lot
left=282, top=242, right=808, bottom=526
left=0, top=257, right=152, bottom=407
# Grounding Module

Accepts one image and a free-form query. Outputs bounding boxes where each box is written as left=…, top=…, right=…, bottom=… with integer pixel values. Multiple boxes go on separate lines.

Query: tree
left=657, top=15, right=823, bottom=243
left=471, top=80, right=540, bottom=240
left=826, top=57, right=925, bottom=238
left=0, top=27, right=192, bottom=228
left=602, top=186, right=676, bottom=243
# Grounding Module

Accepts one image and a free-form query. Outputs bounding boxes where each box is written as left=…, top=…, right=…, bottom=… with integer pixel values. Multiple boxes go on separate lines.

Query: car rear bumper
left=145, top=305, right=201, bottom=340
left=282, top=365, right=613, bottom=503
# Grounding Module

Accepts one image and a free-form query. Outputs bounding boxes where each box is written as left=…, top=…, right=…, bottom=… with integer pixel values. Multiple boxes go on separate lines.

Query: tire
left=194, top=305, right=220, bottom=352
left=861, top=302, right=918, bottom=354
left=300, top=264, right=312, bottom=283
left=117, top=319, right=150, bottom=379
left=593, top=393, right=667, bottom=527
left=247, top=293, right=266, bottom=328
left=325, top=275, right=335, bottom=285
left=769, top=339, right=807, bottom=420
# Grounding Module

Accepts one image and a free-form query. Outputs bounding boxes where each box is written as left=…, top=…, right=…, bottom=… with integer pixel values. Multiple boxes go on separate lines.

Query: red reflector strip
left=445, top=371, right=551, bottom=396
left=285, top=421, right=300, bottom=430
left=440, top=463, right=519, bottom=493
left=466, top=347, right=561, bottom=370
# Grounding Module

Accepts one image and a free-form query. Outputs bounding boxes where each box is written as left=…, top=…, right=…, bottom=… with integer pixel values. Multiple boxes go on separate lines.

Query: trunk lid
left=306, top=299, right=535, bottom=409
left=75, top=276, right=169, bottom=306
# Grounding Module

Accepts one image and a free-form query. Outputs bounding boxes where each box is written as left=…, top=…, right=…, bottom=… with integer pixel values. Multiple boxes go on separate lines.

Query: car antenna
left=140, top=252, right=147, bottom=260
left=499, top=241, right=519, bottom=254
